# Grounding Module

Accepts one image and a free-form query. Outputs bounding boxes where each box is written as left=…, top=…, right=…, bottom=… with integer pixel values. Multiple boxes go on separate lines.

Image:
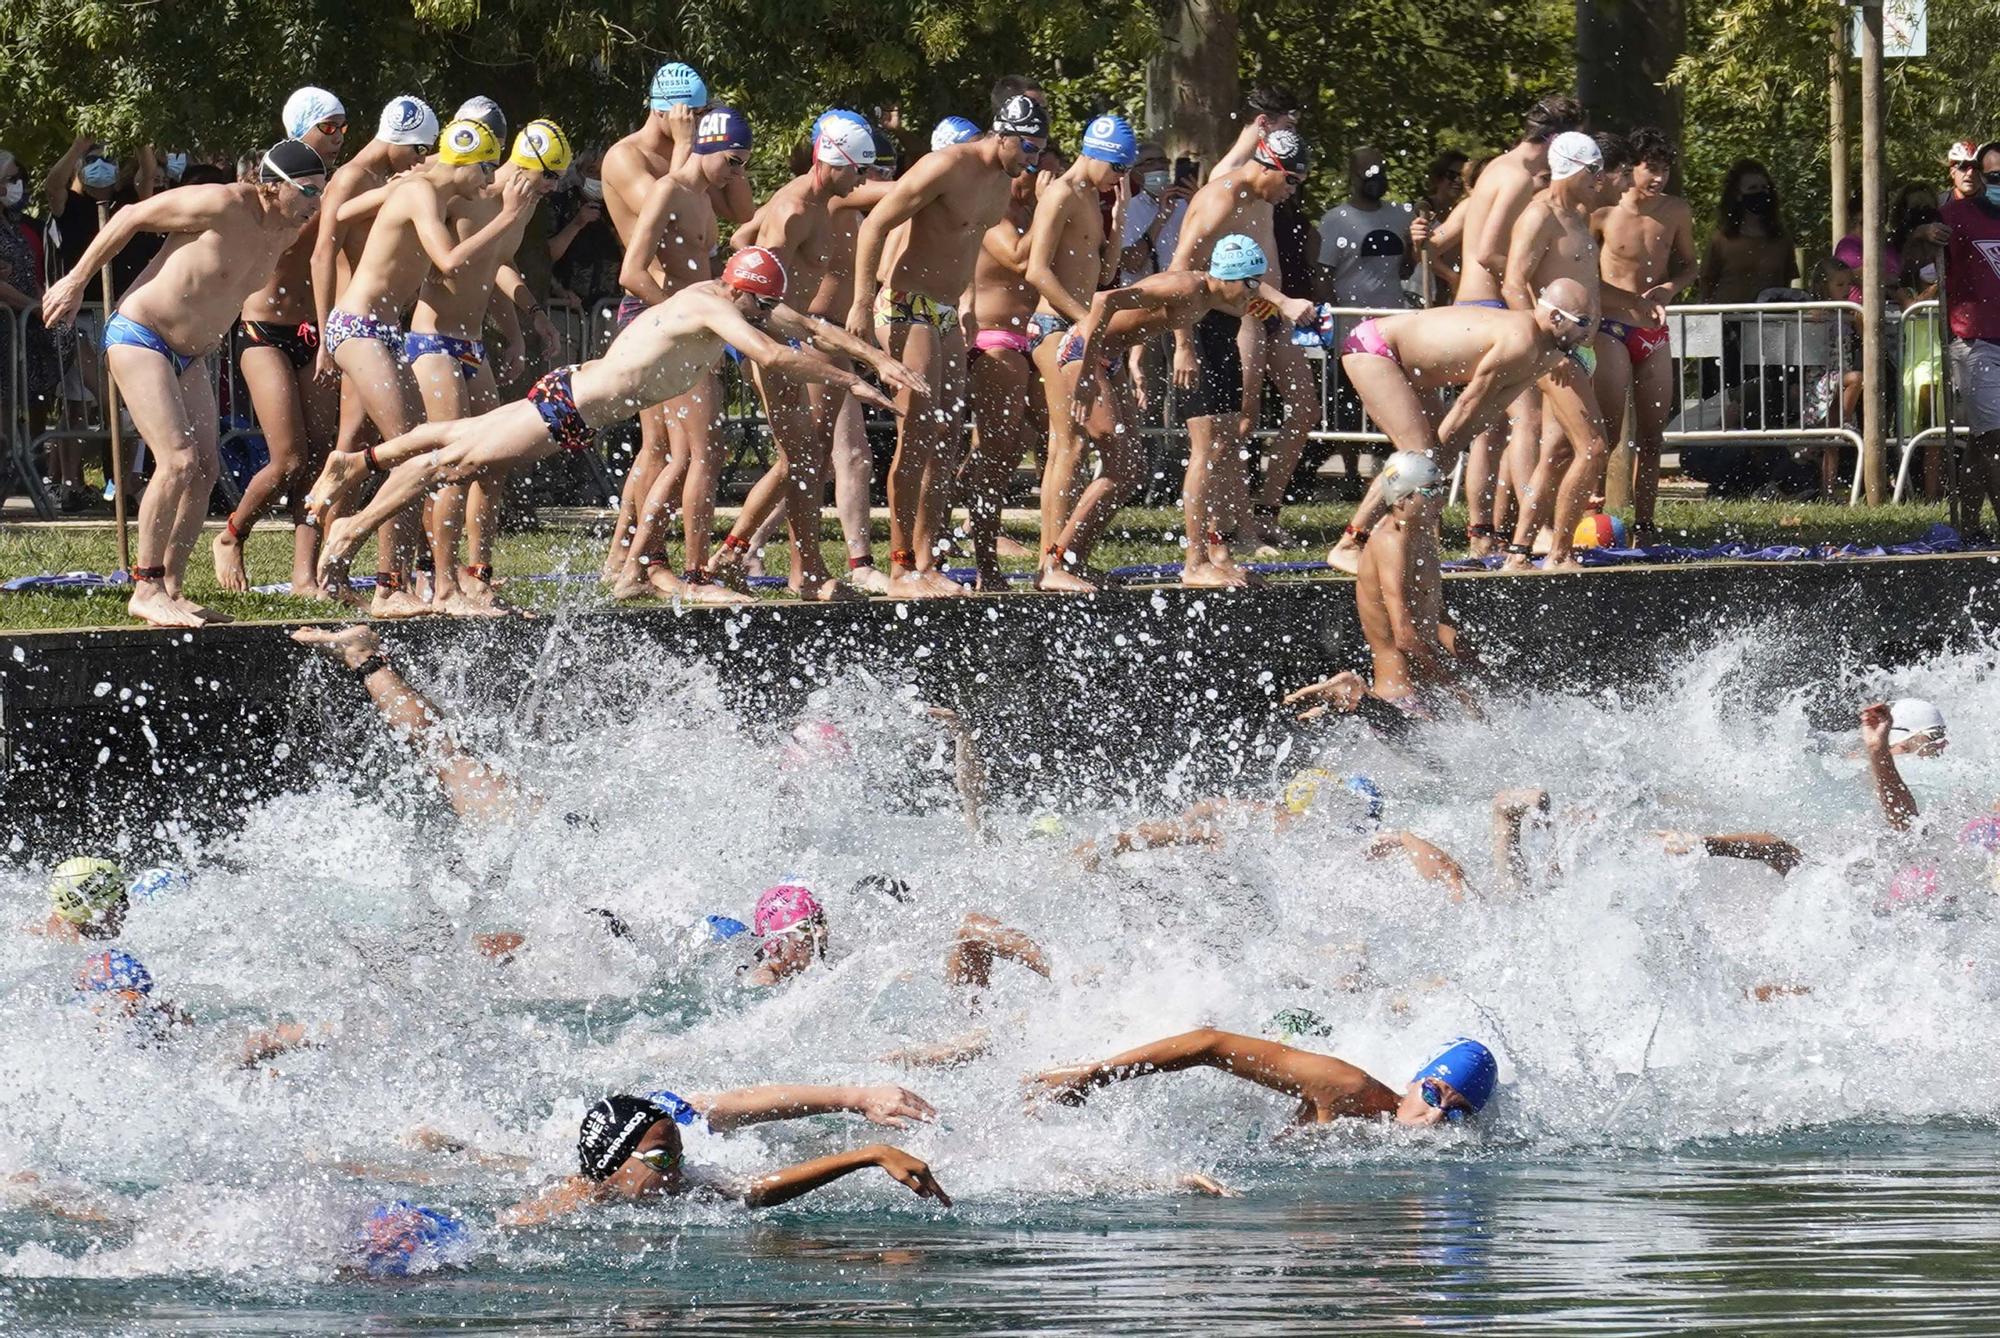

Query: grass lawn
left=0, top=498, right=1957, bottom=632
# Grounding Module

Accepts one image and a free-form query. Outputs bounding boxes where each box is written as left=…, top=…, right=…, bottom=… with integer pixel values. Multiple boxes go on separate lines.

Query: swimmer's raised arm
left=1859, top=702, right=1919, bottom=831
left=946, top=913, right=1050, bottom=988
left=691, top=1083, right=938, bottom=1132
left=743, top=1144, right=951, bottom=1209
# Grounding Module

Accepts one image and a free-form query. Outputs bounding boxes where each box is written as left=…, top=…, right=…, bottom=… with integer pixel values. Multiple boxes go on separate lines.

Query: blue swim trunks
left=103, top=312, right=196, bottom=377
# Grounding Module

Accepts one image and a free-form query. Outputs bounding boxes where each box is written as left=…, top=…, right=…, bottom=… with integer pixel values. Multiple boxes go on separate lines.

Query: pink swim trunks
left=1339, top=317, right=1400, bottom=366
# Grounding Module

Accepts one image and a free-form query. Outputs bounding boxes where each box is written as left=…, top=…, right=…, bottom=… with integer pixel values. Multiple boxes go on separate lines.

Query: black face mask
left=1740, top=190, right=1774, bottom=215
left=1904, top=205, right=1939, bottom=229
left=1357, top=174, right=1387, bottom=202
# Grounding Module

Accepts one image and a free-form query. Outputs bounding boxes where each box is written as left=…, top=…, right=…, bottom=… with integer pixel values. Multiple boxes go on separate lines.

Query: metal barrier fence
left=0, top=295, right=1965, bottom=518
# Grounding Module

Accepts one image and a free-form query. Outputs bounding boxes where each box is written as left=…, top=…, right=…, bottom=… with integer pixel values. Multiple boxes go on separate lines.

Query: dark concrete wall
left=2, top=556, right=1995, bottom=848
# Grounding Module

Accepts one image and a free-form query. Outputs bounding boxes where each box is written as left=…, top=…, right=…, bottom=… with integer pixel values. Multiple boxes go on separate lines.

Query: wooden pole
left=1828, top=18, right=1849, bottom=250
left=1858, top=1, right=1886, bottom=505
left=95, top=202, right=130, bottom=572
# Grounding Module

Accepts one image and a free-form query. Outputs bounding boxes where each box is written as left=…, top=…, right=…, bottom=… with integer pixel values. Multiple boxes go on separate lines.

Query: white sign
left=1852, top=0, right=1927, bottom=58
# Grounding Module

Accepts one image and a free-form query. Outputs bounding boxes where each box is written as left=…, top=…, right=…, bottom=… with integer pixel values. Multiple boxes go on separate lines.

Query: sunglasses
left=1421, top=1078, right=1469, bottom=1122
left=1951, top=160, right=1979, bottom=171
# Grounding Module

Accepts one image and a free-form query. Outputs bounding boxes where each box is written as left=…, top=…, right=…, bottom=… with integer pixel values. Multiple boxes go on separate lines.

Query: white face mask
left=2, top=181, right=22, bottom=209
left=164, top=152, right=189, bottom=181
left=581, top=177, right=604, bottom=201
left=1142, top=170, right=1170, bottom=195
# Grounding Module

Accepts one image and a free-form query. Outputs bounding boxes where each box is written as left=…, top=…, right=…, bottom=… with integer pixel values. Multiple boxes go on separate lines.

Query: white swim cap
left=1548, top=131, right=1602, bottom=181
left=283, top=86, right=346, bottom=140
left=378, top=96, right=439, bottom=148
left=1378, top=451, right=1442, bottom=504
left=816, top=118, right=876, bottom=169
left=1888, top=698, right=1946, bottom=745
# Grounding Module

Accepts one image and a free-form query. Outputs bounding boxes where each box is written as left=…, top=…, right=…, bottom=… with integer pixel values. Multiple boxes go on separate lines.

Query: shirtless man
left=324, top=118, right=534, bottom=613
left=405, top=120, right=568, bottom=615
left=41, top=141, right=327, bottom=627
left=705, top=116, right=879, bottom=601
left=1030, top=1033, right=1499, bottom=1129
left=1025, top=114, right=1135, bottom=592
left=847, top=94, right=1049, bottom=597
left=1353, top=452, right=1475, bottom=716
left=217, top=97, right=436, bottom=597
left=608, top=107, right=754, bottom=603
left=958, top=145, right=1040, bottom=588
left=1336, top=95, right=1581, bottom=567
left=1166, top=126, right=1309, bottom=586
left=598, top=63, right=743, bottom=579
left=1593, top=128, right=1696, bottom=545
left=1501, top=131, right=1630, bottom=571
left=313, top=250, right=921, bottom=584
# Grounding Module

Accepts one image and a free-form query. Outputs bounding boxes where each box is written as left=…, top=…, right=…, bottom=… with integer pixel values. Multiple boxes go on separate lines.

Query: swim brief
left=324, top=308, right=405, bottom=360
left=615, top=295, right=648, bottom=330
left=237, top=319, right=318, bottom=372
left=873, top=289, right=960, bottom=335
left=1597, top=316, right=1670, bottom=367
left=403, top=332, right=486, bottom=377
left=527, top=365, right=593, bottom=453
left=1176, top=309, right=1244, bottom=423
left=970, top=327, right=1032, bottom=360
left=1026, top=312, right=1068, bottom=354
left=103, top=312, right=196, bottom=378
left=1054, top=331, right=1112, bottom=377
left=1338, top=317, right=1399, bottom=366
left=1455, top=298, right=1507, bottom=310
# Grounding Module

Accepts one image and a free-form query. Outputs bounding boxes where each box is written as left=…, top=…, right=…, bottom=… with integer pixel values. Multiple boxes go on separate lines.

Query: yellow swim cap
left=438, top=118, right=502, bottom=166
left=1281, top=768, right=1333, bottom=817
left=49, top=856, right=126, bottom=925
left=510, top=119, right=573, bottom=175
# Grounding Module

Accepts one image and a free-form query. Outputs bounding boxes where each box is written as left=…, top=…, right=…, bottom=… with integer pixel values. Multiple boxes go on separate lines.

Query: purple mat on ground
left=2, top=571, right=131, bottom=592
left=1437, top=524, right=1993, bottom=572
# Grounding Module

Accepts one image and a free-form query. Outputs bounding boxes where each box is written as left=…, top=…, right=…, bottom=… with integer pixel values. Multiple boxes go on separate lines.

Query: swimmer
left=503, top=1084, right=949, bottom=1223
left=1166, top=124, right=1310, bottom=585
left=352, top=1201, right=470, bottom=1278
left=405, top=120, right=570, bottom=616
left=610, top=106, right=758, bottom=602
left=1026, top=114, right=1137, bottom=592
left=311, top=249, right=920, bottom=588
left=1066, top=235, right=1315, bottom=588
left=740, top=882, right=829, bottom=987
left=1500, top=131, right=1632, bottom=571
left=598, top=62, right=705, bottom=580
left=1592, top=128, right=1696, bottom=545
left=1029, top=1032, right=1499, bottom=1129
left=323, top=119, right=536, bottom=613
left=218, top=96, right=427, bottom=595
left=41, top=140, right=329, bottom=627
left=1354, top=451, right=1477, bottom=716
left=73, top=948, right=320, bottom=1065
left=32, top=856, right=129, bottom=941
left=846, top=94, right=1049, bottom=596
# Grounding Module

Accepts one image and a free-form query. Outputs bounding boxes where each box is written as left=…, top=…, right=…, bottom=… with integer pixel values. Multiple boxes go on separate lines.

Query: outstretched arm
left=1436, top=342, right=1529, bottom=447
left=744, top=1144, right=951, bottom=1209
left=499, top=1175, right=601, bottom=1227
left=764, top=302, right=929, bottom=399
left=693, top=1083, right=936, bottom=1133
left=1029, top=1028, right=1366, bottom=1107
left=43, top=185, right=236, bottom=327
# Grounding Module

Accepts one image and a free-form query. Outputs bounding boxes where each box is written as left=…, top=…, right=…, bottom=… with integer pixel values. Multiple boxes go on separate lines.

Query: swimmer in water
left=72, top=949, right=320, bottom=1065
left=502, top=1084, right=949, bottom=1224
left=352, top=1200, right=471, bottom=1278
left=32, top=857, right=130, bottom=941
left=1029, top=1033, right=1499, bottom=1128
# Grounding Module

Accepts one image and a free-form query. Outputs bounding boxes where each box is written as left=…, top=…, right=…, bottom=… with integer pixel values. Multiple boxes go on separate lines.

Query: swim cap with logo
left=356, top=1202, right=470, bottom=1278
left=1888, top=698, right=1946, bottom=746
left=931, top=116, right=982, bottom=152
left=438, top=119, right=502, bottom=167
left=1547, top=131, right=1603, bottom=181
left=49, top=857, right=126, bottom=925
left=127, top=867, right=190, bottom=902
left=1080, top=114, right=1138, bottom=169
left=694, top=107, right=752, bottom=155
left=1252, top=127, right=1309, bottom=177
left=377, top=96, right=439, bottom=148
left=1413, top=1038, right=1498, bottom=1117
left=753, top=882, right=823, bottom=934
left=992, top=94, right=1049, bottom=139
left=510, top=119, right=573, bottom=175
left=722, top=246, right=787, bottom=301
left=282, top=86, right=345, bottom=140
left=577, top=1094, right=669, bottom=1180
left=649, top=62, right=708, bottom=112
left=77, top=949, right=152, bottom=996
left=1208, top=234, right=1268, bottom=281
left=1378, top=450, right=1442, bottom=504
left=816, top=118, right=876, bottom=168
left=455, top=96, right=507, bottom=144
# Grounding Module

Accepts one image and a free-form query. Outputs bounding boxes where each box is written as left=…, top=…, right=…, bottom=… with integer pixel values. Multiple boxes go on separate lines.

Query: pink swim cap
left=1885, top=864, right=1941, bottom=904
left=754, top=883, right=823, bottom=935
left=780, top=720, right=853, bottom=771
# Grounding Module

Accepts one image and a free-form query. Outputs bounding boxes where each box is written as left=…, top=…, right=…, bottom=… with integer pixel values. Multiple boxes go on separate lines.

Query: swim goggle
left=634, top=1145, right=683, bottom=1174
left=1018, top=139, right=1043, bottom=160
left=1534, top=293, right=1591, bottom=331
left=1420, top=1078, right=1470, bottom=1122
left=315, top=117, right=348, bottom=136
left=260, top=155, right=324, bottom=199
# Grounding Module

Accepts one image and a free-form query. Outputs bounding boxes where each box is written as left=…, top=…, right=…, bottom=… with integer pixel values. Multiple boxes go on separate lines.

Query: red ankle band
left=224, top=516, right=247, bottom=543
left=461, top=564, right=493, bottom=582
left=848, top=554, right=875, bottom=571
left=721, top=534, right=751, bottom=552
left=130, top=565, right=167, bottom=582
left=374, top=570, right=403, bottom=592
left=890, top=549, right=917, bottom=568
left=364, top=446, right=383, bottom=473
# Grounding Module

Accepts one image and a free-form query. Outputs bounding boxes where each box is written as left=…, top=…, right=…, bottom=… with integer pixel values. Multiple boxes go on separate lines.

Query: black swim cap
left=1252, top=127, right=1310, bottom=177
left=992, top=94, right=1049, bottom=139
left=577, top=1094, right=666, bottom=1181
left=259, top=138, right=327, bottom=184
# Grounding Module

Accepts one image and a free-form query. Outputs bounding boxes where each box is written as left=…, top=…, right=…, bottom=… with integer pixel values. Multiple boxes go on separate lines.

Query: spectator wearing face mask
left=1316, top=145, right=1426, bottom=310
left=547, top=149, right=621, bottom=310
left=1118, top=141, right=1190, bottom=285
left=0, top=147, right=59, bottom=444
left=1699, top=159, right=1796, bottom=304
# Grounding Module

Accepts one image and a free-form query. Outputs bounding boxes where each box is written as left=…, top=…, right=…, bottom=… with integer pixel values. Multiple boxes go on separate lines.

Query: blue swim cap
left=693, top=107, right=752, bottom=155
left=1080, top=114, right=1138, bottom=169
left=649, top=62, right=708, bottom=112
left=77, top=949, right=152, bottom=996
left=1208, top=234, right=1268, bottom=282
left=357, top=1201, right=469, bottom=1278
left=1347, top=774, right=1384, bottom=827
left=1413, top=1038, right=1498, bottom=1117
left=705, top=914, right=749, bottom=942
left=641, top=1088, right=703, bottom=1126
left=126, top=866, right=189, bottom=902
left=931, top=116, right=981, bottom=152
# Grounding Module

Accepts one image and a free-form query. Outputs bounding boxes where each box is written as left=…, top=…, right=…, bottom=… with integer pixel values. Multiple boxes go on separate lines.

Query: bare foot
left=1035, top=564, right=1099, bottom=594
left=370, top=588, right=433, bottom=619
left=290, top=623, right=382, bottom=667
left=182, top=597, right=235, bottom=625
left=918, top=569, right=968, bottom=597
left=1327, top=536, right=1365, bottom=574
left=317, top=517, right=366, bottom=591
left=1467, top=531, right=1497, bottom=559
left=303, top=450, right=371, bottom=532
left=1182, top=561, right=1250, bottom=589
left=682, top=579, right=755, bottom=606
left=128, top=584, right=206, bottom=628
left=609, top=563, right=674, bottom=601
left=995, top=533, right=1032, bottom=560
left=437, top=592, right=510, bottom=618
left=792, top=576, right=867, bottom=603
left=1542, top=553, right=1582, bottom=572
left=846, top=563, right=892, bottom=595
left=211, top=531, right=249, bottom=593
left=1499, top=554, right=1534, bottom=573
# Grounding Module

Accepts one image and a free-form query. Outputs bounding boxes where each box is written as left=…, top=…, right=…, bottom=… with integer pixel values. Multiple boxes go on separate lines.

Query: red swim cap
left=723, top=246, right=787, bottom=301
